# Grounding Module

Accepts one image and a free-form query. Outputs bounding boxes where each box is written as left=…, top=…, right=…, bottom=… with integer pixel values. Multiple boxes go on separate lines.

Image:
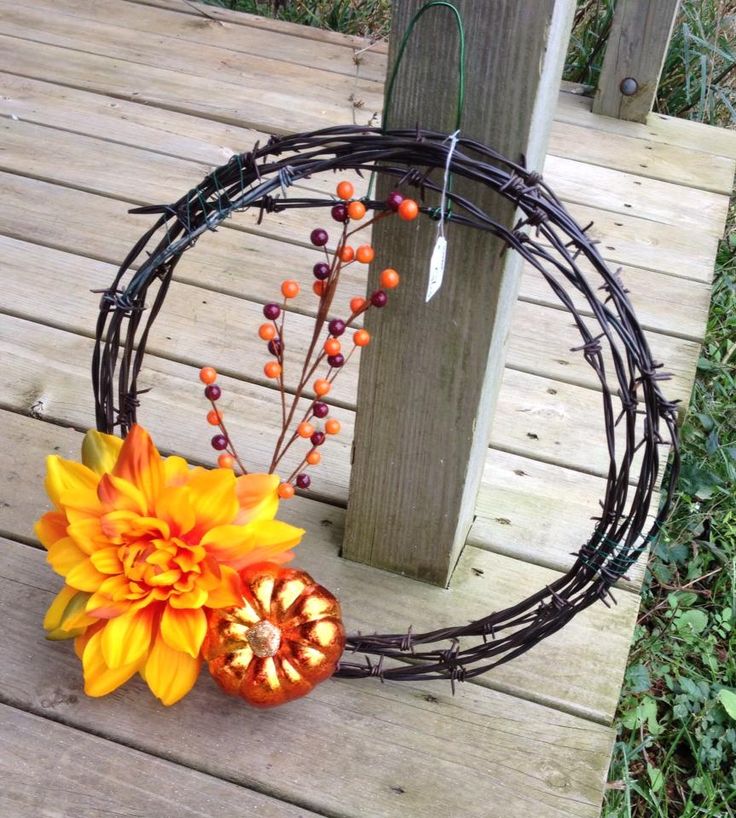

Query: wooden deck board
left=1, top=705, right=318, bottom=818
left=0, top=2, right=730, bottom=815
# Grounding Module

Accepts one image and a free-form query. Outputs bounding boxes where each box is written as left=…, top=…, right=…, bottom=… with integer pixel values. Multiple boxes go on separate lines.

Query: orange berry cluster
left=198, top=180, right=418, bottom=496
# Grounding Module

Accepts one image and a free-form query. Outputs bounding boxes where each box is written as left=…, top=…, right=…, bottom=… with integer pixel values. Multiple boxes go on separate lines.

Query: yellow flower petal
left=66, top=517, right=108, bottom=555
left=160, top=605, right=207, bottom=658
left=81, top=429, right=123, bottom=475
left=43, top=584, right=78, bottom=630
left=203, top=565, right=243, bottom=609
left=90, top=547, right=123, bottom=575
left=100, top=605, right=156, bottom=669
left=168, top=585, right=209, bottom=609
left=83, top=628, right=142, bottom=697
left=201, top=520, right=304, bottom=568
left=65, top=558, right=109, bottom=592
left=46, top=536, right=87, bottom=577
left=233, top=473, right=279, bottom=525
left=113, top=425, right=163, bottom=512
left=144, top=631, right=200, bottom=705
left=186, top=469, right=239, bottom=533
left=45, top=455, right=97, bottom=510
left=35, top=511, right=68, bottom=550
left=163, top=455, right=190, bottom=487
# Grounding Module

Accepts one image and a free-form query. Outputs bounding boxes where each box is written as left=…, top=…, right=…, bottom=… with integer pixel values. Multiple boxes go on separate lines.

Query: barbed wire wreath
left=91, top=124, right=679, bottom=690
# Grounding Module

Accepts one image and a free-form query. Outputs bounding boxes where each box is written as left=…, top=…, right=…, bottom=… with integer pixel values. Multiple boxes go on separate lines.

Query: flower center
left=246, top=620, right=281, bottom=658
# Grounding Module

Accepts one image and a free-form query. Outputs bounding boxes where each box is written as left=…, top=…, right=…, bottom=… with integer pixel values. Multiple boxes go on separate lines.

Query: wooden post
left=343, top=0, right=576, bottom=586
left=593, top=0, right=680, bottom=122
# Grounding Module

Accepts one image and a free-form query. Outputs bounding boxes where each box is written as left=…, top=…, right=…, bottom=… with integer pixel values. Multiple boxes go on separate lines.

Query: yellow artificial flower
left=36, top=425, right=304, bottom=705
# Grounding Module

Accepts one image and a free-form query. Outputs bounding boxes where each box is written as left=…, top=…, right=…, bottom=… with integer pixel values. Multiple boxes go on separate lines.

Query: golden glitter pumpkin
left=203, top=562, right=345, bottom=707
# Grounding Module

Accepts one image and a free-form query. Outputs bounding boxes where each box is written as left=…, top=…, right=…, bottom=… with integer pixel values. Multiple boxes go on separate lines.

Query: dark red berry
left=328, top=318, right=346, bottom=336
left=313, top=401, right=329, bottom=418
left=263, top=303, right=281, bottom=320
left=331, top=204, right=348, bottom=223
left=313, top=262, right=330, bottom=280
left=371, top=290, right=388, bottom=308
left=211, top=434, right=228, bottom=451
left=327, top=353, right=345, bottom=368
left=267, top=338, right=282, bottom=356
left=386, top=191, right=404, bottom=212
left=296, top=473, right=311, bottom=489
left=310, top=431, right=326, bottom=447
left=310, top=228, right=329, bottom=247
left=204, top=384, right=221, bottom=401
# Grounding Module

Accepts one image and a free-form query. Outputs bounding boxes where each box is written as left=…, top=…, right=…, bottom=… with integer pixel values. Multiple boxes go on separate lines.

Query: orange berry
left=297, top=421, right=315, bottom=438
left=380, top=268, right=400, bottom=289
left=258, top=323, right=276, bottom=341
left=336, top=180, right=354, bottom=201
left=278, top=482, right=295, bottom=499
left=199, top=366, right=217, bottom=385
left=264, top=361, right=282, bottom=379
left=398, top=198, right=419, bottom=221
left=350, top=296, right=367, bottom=314
left=217, top=453, right=235, bottom=469
left=347, top=201, right=366, bottom=220
left=281, top=279, right=300, bottom=299
left=325, top=418, right=341, bottom=435
left=324, top=338, right=341, bottom=356
left=339, top=245, right=355, bottom=263
left=306, top=450, right=321, bottom=466
left=206, top=409, right=223, bottom=426
left=313, top=280, right=328, bottom=297
left=314, top=379, right=331, bottom=397
left=354, top=329, right=371, bottom=347
left=356, top=245, right=375, bottom=264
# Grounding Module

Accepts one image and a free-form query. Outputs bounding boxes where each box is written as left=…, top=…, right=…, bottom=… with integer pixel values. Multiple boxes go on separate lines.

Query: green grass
left=204, top=1, right=736, bottom=813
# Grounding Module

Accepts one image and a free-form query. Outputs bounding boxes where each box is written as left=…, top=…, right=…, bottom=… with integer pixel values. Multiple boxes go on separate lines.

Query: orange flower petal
left=98, top=473, right=148, bottom=515
left=233, top=473, right=279, bottom=525
left=203, top=565, right=243, bottom=609
left=81, top=429, right=124, bottom=475
left=112, top=425, right=163, bottom=512
left=144, top=631, right=200, bottom=706
left=186, top=469, right=239, bottom=534
left=163, top=455, right=190, bottom=487
left=46, top=536, right=87, bottom=577
left=229, top=547, right=295, bottom=572
left=100, top=605, right=156, bottom=669
left=35, top=511, right=68, bottom=550
left=161, top=605, right=207, bottom=658
left=154, top=486, right=195, bottom=537
left=64, top=556, right=109, bottom=592
left=201, top=521, right=304, bottom=568
left=45, top=455, right=97, bottom=510
left=82, top=628, right=142, bottom=697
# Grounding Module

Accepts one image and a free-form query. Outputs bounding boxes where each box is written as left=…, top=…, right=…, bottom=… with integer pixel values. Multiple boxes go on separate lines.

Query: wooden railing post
left=593, top=0, right=680, bottom=122
left=343, top=0, right=576, bottom=586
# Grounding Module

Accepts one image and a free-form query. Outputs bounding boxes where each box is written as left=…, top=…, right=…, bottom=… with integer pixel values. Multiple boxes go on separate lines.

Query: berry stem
left=208, top=397, right=249, bottom=475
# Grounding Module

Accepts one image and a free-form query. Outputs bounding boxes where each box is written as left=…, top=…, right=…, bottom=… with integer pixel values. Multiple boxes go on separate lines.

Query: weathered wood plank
left=33, top=0, right=387, bottom=82
left=0, top=409, right=639, bottom=725
left=127, top=0, right=389, bottom=53
left=0, top=535, right=616, bottom=817
left=0, top=63, right=728, bottom=239
left=0, top=35, right=377, bottom=135
left=559, top=90, right=736, bottom=161
left=593, top=0, right=680, bottom=122
left=0, top=704, right=316, bottom=818
left=3, top=71, right=732, bottom=198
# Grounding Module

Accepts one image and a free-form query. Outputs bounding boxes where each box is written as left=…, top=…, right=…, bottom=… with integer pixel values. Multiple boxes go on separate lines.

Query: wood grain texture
left=0, top=704, right=316, bottom=818
left=592, top=0, right=681, bottom=122
left=345, top=0, right=576, bottom=585
left=0, top=409, right=639, bottom=725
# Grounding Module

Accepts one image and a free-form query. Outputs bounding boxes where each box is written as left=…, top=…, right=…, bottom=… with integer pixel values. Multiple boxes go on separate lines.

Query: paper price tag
left=426, top=235, right=447, bottom=302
